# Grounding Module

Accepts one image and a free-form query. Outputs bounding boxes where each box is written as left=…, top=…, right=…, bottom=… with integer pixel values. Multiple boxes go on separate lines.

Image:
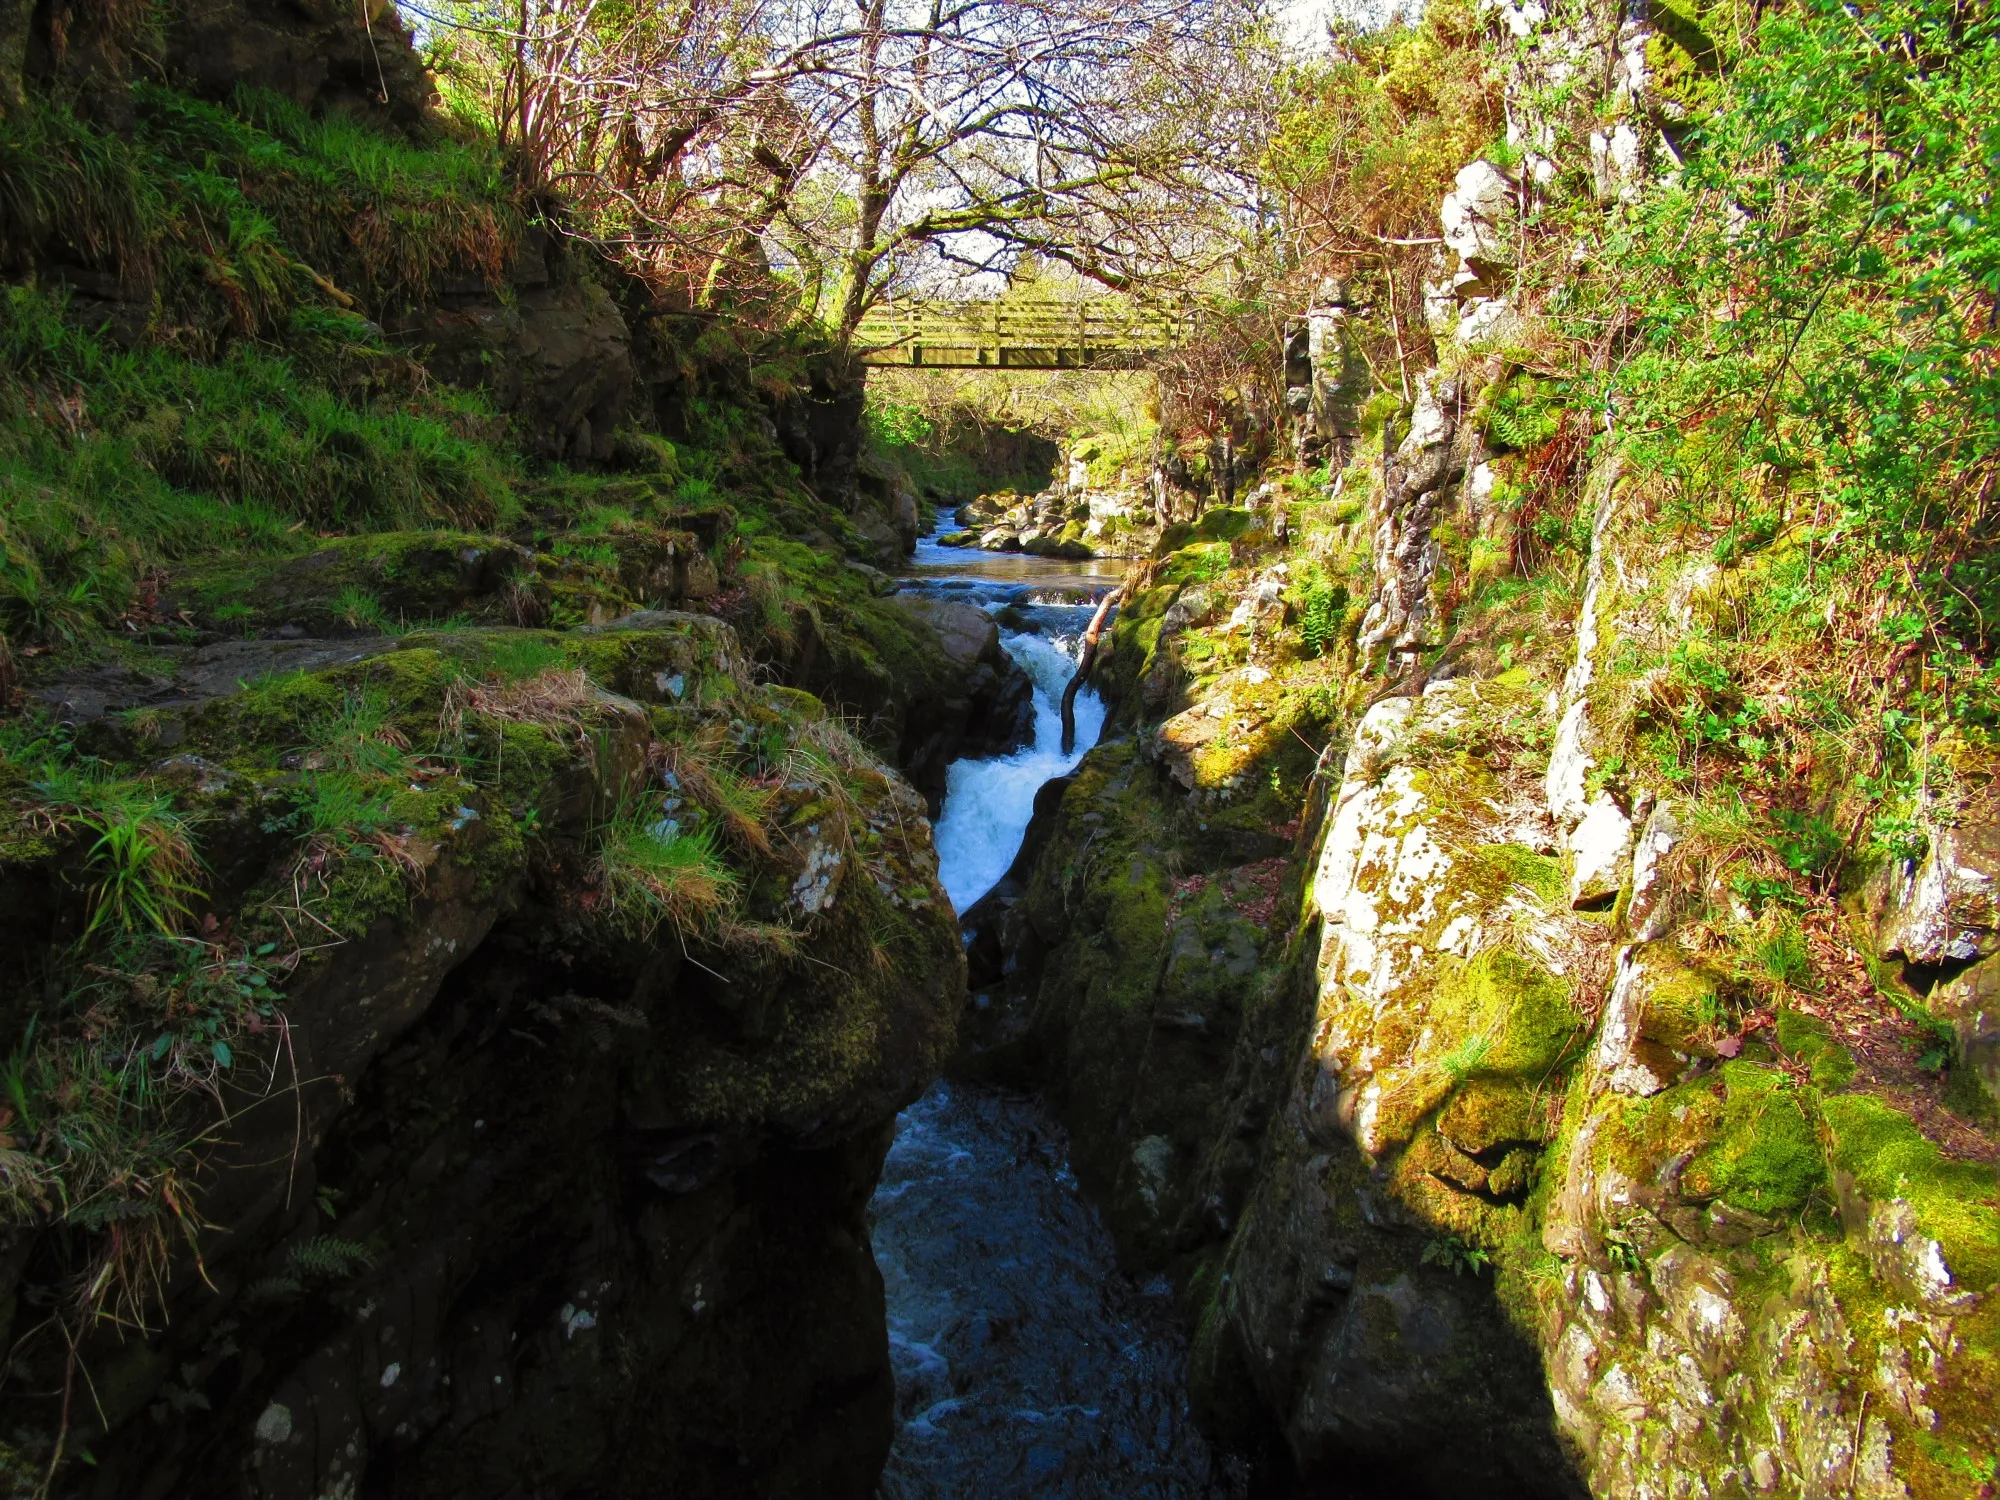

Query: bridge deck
left=855, top=299, right=1182, bottom=369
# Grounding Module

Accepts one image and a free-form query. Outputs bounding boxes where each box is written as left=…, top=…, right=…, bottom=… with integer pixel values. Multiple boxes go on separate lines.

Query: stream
left=869, top=525, right=1242, bottom=1499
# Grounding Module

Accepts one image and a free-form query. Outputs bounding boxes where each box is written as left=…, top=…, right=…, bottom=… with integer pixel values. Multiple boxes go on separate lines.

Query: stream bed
left=869, top=529, right=1240, bottom=1498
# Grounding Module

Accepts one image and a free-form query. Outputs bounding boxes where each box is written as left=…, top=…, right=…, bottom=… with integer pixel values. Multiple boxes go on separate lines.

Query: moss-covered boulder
left=0, top=614, right=962, bottom=1499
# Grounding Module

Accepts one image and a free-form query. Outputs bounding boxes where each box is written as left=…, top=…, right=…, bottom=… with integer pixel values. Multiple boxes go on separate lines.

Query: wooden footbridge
left=854, top=297, right=1186, bottom=369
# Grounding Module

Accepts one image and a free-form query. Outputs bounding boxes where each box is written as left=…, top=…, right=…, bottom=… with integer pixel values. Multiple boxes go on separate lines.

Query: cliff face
left=966, top=0, right=2000, bottom=1491
left=977, top=476, right=2000, bottom=1499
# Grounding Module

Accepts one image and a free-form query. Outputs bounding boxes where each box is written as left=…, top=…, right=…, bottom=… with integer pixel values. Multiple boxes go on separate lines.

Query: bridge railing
left=853, top=298, right=1187, bottom=368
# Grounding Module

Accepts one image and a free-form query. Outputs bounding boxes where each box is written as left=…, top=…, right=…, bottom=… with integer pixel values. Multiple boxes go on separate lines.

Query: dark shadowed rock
left=396, top=270, right=635, bottom=464
left=888, top=596, right=1036, bottom=814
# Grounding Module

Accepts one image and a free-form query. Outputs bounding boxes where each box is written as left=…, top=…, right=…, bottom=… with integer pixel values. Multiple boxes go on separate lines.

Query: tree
left=763, top=0, right=1274, bottom=339
left=420, top=0, right=1276, bottom=336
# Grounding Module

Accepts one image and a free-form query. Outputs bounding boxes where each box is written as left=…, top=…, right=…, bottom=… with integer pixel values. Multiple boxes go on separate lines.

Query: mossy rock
left=1427, top=947, right=1589, bottom=1082
left=1775, top=1005, right=1858, bottom=1089
left=1681, top=1062, right=1826, bottom=1215
left=1634, top=947, right=1729, bottom=1054
left=1438, top=1077, right=1545, bottom=1155
left=1824, top=1093, right=2000, bottom=1293
left=1596, top=1061, right=1825, bottom=1219
left=174, top=531, right=539, bottom=635
left=1022, top=533, right=1092, bottom=559
left=1193, top=507, right=1254, bottom=542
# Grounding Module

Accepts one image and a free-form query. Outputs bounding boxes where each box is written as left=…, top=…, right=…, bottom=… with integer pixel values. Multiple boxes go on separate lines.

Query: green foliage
left=0, top=96, right=161, bottom=278
left=1294, top=565, right=1347, bottom=656
left=303, top=691, right=422, bottom=781
left=32, top=775, right=204, bottom=937
left=0, top=281, right=520, bottom=643
left=1747, top=912, right=1813, bottom=991
left=1605, top=0, right=2000, bottom=720
left=864, top=395, right=934, bottom=449
left=0, top=76, right=531, bottom=647
left=1483, top=377, right=1564, bottom=451
left=1266, top=0, right=1500, bottom=243
left=1771, top=809, right=1841, bottom=879
left=249, top=1234, right=379, bottom=1302
left=1422, top=1232, right=1493, bottom=1276
left=0, top=933, right=286, bottom=1320
left=592, top=801, right=738, bottom=939
left=1866, top=805, right=1930, bottom=863
left=857, top=377, right=1064, bottom=505
left=286, top=1234, right=377, bottom=1282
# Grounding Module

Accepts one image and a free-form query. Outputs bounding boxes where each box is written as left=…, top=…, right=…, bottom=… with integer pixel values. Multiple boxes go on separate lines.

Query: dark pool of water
left=870, top=1083, right=1245, bottom=1500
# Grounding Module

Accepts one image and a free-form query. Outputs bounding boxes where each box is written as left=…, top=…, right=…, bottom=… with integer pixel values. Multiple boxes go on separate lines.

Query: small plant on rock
left=1293, top=565, right=1346, bottom=657
left=32, top=776, right=204, bottom=937
left=1421, top=1233, right=1492, bottom=1277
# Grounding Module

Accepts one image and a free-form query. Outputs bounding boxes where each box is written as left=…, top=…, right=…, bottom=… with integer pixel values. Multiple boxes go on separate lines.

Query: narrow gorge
left=1, top=0, right=1995, bottom=1493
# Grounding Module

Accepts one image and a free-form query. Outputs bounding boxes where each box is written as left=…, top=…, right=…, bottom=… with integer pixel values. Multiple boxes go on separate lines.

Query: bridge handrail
left=854, top=297, right=1185, bottom=347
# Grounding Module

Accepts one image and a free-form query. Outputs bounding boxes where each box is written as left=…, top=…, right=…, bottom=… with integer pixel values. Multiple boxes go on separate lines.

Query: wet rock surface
left=890, top=595, right=1038, bottom=814
left=943, top=483, right=1157, bottom=560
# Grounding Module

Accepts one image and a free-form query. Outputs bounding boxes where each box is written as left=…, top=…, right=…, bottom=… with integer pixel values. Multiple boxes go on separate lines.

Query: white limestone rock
left=1440, top=160, right=1517, bottom=272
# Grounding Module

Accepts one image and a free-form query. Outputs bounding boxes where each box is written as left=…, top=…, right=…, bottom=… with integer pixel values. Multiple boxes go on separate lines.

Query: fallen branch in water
left=1060, top=583, right=1123, bottom=754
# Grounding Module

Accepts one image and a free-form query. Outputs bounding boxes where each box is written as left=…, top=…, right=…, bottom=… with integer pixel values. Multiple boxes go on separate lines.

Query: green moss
left=308, top=841, right=417, bottom=939
left=1161, top=542, right=1231, bottom=585
left=1193, top=507, right=1254, bottom=542
left=1438, top=1077, right=1544, bottom=1152
left=175, top=531, right=530, bottom=634
left=1636, top=949, right=1727, bottom=1052
left=1823, top=1094, right=2000, bottom=1291
left=1775, top=1005, right=1858, bottom=1089
left=195, top=668, right=351, bottom=758
left=1681, top=1062, right=1826, bottom=1215
left=1427, top=947, right=1587, bottom=1081
left=1470, top=843, right=1566, bottom=909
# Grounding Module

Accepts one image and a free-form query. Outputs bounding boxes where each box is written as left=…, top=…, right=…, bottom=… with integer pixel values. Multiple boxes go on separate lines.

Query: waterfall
left=932, top=628, right=1107, bottom=911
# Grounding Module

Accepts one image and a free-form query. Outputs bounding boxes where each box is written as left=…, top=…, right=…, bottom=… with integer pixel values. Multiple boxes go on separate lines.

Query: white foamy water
left=932, top=629, right=1106, bottom=912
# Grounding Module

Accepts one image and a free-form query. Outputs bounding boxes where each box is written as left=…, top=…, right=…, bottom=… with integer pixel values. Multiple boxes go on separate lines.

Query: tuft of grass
left=31, top=776, right=204, bottom=937
left=592, top=803, right=738, bottom=939
left=332, top=586, right=389, bottom=632
left=657, top=743, right=774, bottom=858
left=465, top=665, right=603, bottom=733
left=0, top=934, right=286, bottom=1326
left=0, top=95, right=161, bottom=277
left=1748, top=911, right=1814, bottom=991
left=1440, top=1034, right=1495, bottom=1083
left=291, top=774, right=398, bottom=850
left=302, top=691, right=420, bottom=781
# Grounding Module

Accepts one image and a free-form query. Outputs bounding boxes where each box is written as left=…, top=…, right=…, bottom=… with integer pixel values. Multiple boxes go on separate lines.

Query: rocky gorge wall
left=973, top=462, right=2000, bottom=1500
left=1, top=617, right=969, bottom=1498
left=961, top=0, right=2000, bottom=1492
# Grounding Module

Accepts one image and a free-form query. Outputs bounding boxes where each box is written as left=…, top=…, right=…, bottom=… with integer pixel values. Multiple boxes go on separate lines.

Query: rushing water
left=932, top=625, right=1106, bottom=912
left=869, top=524, right=1239, bottom=1499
